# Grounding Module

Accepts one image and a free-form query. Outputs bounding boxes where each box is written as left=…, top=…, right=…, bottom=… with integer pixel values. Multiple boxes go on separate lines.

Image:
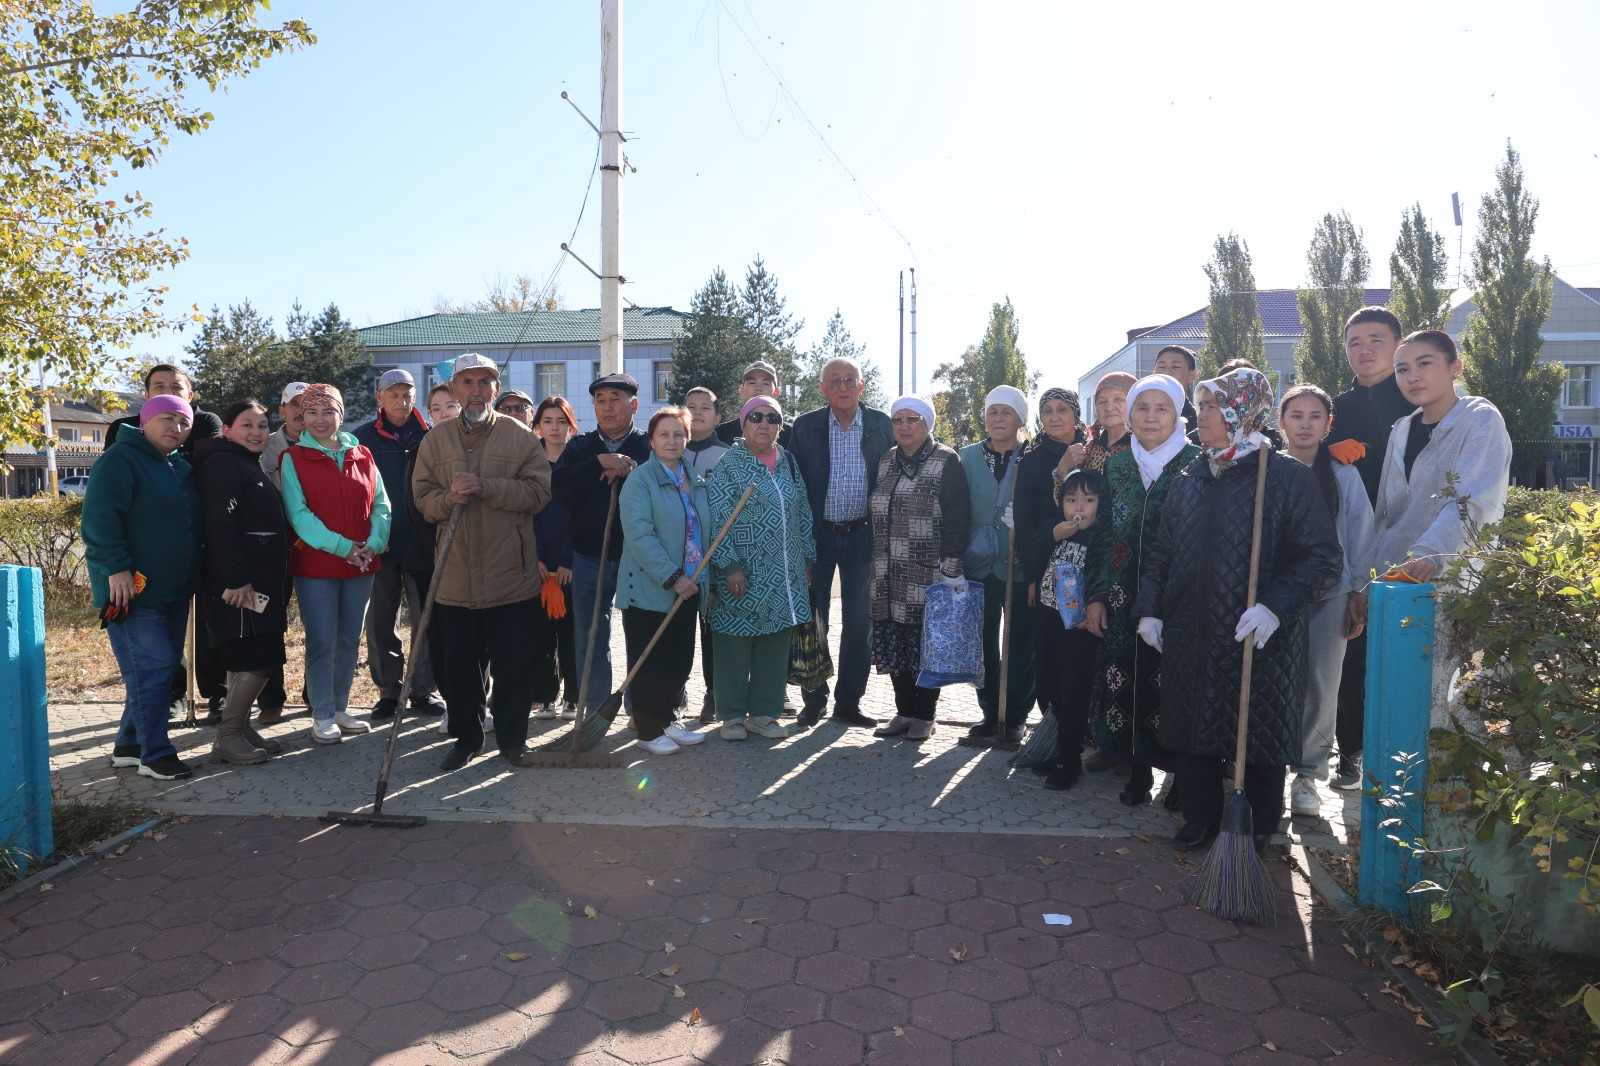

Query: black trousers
left=622, top=599, right=698, bottom=741
left=1335, top=630, right=1366, bottom=757
left=258, top=573, right=296, bottom=710
left=435, top=599, right=539, bottom=755
left=1038, top=617, right=1098, bottom=765
left=889, top=672, right=940, bottom=722
left=1176, top=752, right=1287, bottom=834
left=171, top=600, right=226, bottom=703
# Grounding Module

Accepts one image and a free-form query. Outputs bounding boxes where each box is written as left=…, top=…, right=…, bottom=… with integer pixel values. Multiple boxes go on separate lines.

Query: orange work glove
left=540, top=573, right=567, bottom=618
left=1326, top=439, right=1366, bottom=465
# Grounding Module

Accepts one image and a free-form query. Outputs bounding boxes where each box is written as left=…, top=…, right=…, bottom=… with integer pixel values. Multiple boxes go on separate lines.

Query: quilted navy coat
left=1131, top=449, right=1342, bottom=766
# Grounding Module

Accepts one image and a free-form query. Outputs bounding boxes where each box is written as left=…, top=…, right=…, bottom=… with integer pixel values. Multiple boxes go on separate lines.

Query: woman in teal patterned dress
left=1084, top=375, right=1200, bottom=806
left=705, top=395, right=815, bottom=742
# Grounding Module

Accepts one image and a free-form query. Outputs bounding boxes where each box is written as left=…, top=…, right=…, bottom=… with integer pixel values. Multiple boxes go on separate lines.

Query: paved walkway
left=0, top=817, right=1451, bottom=1065
left=46, top=617, right=1360, bottom=847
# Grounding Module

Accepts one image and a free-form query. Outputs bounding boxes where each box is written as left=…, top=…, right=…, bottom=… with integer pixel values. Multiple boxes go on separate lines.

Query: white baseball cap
left=280, top=381, right=310, bottom=405
left=451, top=353, right=501, bottom=379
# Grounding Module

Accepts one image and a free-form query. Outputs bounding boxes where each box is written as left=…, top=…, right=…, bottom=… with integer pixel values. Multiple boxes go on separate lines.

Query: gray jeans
left=365, top=561, right=437, bottom=699
left=1295, top=593, right=1349, bottom=779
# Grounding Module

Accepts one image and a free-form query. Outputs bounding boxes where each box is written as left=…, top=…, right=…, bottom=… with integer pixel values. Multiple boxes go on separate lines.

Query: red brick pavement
left=0, top=818, right=1456, bottom=1064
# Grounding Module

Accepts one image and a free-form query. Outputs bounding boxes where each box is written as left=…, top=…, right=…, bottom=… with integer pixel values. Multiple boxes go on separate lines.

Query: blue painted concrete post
left=0, top=565, right=51, bottom=874
left=1357, top=580, right=1435, bottom=922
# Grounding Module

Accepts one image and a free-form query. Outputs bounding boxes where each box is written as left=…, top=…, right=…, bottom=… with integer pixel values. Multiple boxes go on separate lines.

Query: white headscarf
left=983, top=385, right=1028, bottom=426
left=889, top=393, right=936, bottom=429
left=1126, top=374, right=1190, bottom=488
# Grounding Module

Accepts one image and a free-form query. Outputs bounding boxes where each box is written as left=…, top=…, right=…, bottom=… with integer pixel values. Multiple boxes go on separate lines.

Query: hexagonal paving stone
left=910, top=990, right=993, bottom=1042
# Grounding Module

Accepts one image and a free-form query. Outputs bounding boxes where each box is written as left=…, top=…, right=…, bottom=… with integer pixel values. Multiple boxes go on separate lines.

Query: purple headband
left=139, top=394, right=194, bottom=426
left=740, top=395, right=782, bottom=424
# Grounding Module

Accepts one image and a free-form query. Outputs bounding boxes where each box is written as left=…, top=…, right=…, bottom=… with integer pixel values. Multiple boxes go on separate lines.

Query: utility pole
left=39, top=359, right=57, bottom=498
left=898, top=271, right=905, bottom=395
left=599, top=0, right=624, bottom=376
left=909, top=268, right=918, bottom=393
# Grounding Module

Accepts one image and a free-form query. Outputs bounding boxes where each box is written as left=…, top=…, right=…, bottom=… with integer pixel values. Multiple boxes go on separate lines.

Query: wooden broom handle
left=1232, top=444, right=1271, bottom=790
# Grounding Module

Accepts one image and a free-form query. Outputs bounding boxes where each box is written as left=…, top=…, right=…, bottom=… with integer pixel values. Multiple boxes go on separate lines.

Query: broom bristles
left=1181, top=791, right=1277, bottom=925
left=1009, top=714, right=1058, bottom=769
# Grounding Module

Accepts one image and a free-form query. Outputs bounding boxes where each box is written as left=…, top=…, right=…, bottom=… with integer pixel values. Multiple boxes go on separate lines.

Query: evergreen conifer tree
left=1389, top=203, right=1452, bottom=332
left=1294, top=212, right=1371, bottom=394
left=1200, top=234, right=1267, bottom=377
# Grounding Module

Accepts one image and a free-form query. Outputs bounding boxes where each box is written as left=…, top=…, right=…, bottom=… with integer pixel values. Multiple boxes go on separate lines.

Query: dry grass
left=45, top=583, right=382, bottom=709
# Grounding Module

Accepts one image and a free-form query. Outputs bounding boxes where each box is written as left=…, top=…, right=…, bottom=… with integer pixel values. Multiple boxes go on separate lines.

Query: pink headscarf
left=138, top=394, right=193, bottom=426
left=739, top=395, right=782, bottom=424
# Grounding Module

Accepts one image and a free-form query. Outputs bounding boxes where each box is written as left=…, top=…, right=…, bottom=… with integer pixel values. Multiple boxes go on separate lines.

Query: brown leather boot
left=243, top=725, right=283, bottom=754
left=212, top=696, right=269, bottom=765
left=256, top=706, right=284, bottom=726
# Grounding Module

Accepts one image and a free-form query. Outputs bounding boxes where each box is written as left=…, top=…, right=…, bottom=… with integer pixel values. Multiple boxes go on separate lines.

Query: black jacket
left=551, top=425, right=651, bottom=560
left=106, top=407, right=224, bottom=461
left=715, top=415, right=792, bottom=448
left=1012, top=432, right=1085, bottom=586
left=787, top=404, right=893, bottom=526
left=400, top=448, right=435, bottom=576
left=1329, top=373, right=1416, bottom=506
left=1132, top=449, right=1341, bottom=765
left=353, top=408, right=430, bottom=561
left=195, top=440, right=289, bottom=645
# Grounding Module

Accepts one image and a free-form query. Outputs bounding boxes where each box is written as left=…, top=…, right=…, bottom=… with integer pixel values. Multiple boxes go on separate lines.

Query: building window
left=58, top=427, right=79, bottom=442
left=537, top=363, right=566, bottom=401
left=92, top=429, right=103, bottom=443
left=1565, top=364, right=1595, bottom=408
left=654, top=362, right=673, bottom=402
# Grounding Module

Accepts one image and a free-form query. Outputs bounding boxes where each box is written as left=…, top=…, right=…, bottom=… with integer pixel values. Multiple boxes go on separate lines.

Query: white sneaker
left=744, top=716, right=789, bottom=740
left=434, top=715, right=451, bottom=735
left=335, top=711, right=371, bottom=735
left=312, top=720, right=343, bottom=745
left=533, top=702, right=560, bottom=720
left=637, top=735, right=681, bottom=756
left=560, top=702, right=578, bottom=720
left=664, top=722, right=705, bottom=746
left=1290, top=774, right=1321, bottom=817
left=719, top=721, right=747, bottom=741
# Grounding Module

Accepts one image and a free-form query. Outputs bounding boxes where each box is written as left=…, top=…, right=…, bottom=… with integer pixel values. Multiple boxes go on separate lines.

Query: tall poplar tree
left=1459, top=143, right=1562, bottom=483
left=961, top=297, right=1035, bottom=443
left=1200, top=234, right=1267, bottom=376
left=1295, top=212, right=1371, bottom=394
left=1389, top=203, right=1453, bottom=332
left=670, top=268, right=757, bottom=407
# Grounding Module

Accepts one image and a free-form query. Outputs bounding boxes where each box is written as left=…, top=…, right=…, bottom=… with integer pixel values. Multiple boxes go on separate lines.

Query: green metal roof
left=358, top=306, right=688, bottom=350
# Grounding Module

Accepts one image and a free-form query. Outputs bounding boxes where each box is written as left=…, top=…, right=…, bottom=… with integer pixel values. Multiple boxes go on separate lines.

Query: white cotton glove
left=940, top=573, right=968, bottom=593
left=1136, top=617, right=1163, bottom=651
left=1001, top=503, right=1014, bottom=530
left=1234, top=604, right=1280, bottom=649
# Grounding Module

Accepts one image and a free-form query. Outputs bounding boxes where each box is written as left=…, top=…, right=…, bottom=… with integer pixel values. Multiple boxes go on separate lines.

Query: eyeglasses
left=890, top=415, right=925, bottom=427
left=825, top=377, right=860, bottom=388
left=745, top=411, right=783, bottom=425
left=498, top=404, right=531, bottom=414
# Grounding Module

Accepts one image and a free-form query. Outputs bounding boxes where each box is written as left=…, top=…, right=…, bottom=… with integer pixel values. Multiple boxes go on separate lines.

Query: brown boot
left=243, top=725, right=283, bottom=754
left=256, top=706, right=284, bottom=726
left=212, top=682, right=270, bottom=765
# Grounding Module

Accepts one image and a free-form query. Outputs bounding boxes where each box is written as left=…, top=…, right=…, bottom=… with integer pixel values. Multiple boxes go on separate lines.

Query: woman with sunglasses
left=704, top=395, right=815, bottom=742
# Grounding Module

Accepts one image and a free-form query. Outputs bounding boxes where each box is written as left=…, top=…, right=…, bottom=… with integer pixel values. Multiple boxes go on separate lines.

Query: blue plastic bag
left=1050, top=560, right=1087, bottom=630
left=916, top=580, right=985, bottom=689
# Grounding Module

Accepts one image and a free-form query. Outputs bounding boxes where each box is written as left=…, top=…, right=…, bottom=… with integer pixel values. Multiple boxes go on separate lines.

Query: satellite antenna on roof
left=1451, top=192, right=1464, bottom=289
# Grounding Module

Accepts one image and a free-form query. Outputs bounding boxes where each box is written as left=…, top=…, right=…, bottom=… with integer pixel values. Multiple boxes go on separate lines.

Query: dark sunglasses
left=745, top=411, right=783, bottom=425
left=498, top=404, right=532, bottom=414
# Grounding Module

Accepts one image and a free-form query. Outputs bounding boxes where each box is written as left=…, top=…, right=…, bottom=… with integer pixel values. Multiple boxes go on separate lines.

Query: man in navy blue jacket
left=353, top=369, right=444, bottom=720
left=552, top=373, right=652, bottom=713
left=787, top=358, right=893, bottom=728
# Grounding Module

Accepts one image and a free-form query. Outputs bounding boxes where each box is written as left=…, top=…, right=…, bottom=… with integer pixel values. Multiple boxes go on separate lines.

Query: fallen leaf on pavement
left=583, top=905, right=598, bottom=920
left=664, top=942, right=677, bottom=954
left=948, top=944, right=967, bottom=963
left=657, top=963, right=681, bottom=977
left=1264, top=1040, right=1278, bottom=1051
left=505, top=952, right=531, bottom=962
left=38, top=883, right=53, bottom=892
left=743, top=918, right=761, bottom=924
left=673, top=984, right=686, bottom=998
left=687, top=1007, right=701, bottom=1026
left=564, top=826, right=577, bottom=835
left=1113, top=847, right=1130, bottom=855
left=646, top=878, right=656, bottom=886
left=1038, top=856, right=1058, bottom=866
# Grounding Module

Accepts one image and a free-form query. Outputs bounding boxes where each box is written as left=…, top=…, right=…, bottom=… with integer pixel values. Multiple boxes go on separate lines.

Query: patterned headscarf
left=1038, top=387, right=1081, bottom=420
left=1089, top=371, right=1137, bottom=438
left=1195, top=368, right=1273, bottom=473
left=298, top=383, right=345, bottom=414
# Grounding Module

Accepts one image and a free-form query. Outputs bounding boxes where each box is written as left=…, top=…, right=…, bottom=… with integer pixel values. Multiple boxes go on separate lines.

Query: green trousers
left=712, top=630, right=793, bottom=722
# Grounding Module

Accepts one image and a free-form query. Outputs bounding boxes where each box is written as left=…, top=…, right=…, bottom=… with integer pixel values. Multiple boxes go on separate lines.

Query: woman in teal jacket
left=704, top=396, right=815, bottom=742
left=617, top=407, right=713, bottom=755
left=81, top=395, right=203, bottom=781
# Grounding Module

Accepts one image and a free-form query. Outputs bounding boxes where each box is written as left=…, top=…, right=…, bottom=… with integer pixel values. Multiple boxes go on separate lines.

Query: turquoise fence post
left=0, top=564, right=52, bottom=874
left=1357, top=580, right=1435, bottom=922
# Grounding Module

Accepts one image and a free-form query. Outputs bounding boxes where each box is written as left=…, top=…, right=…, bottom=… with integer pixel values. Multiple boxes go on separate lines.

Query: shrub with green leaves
left=0, top=496, right=86, bottom=588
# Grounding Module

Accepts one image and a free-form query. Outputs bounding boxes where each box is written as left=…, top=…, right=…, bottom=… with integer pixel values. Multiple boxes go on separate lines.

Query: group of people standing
left=81, top=303, right=1512, bottom=856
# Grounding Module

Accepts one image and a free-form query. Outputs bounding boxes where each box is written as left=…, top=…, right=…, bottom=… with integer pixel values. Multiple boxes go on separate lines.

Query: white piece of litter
left=1043, top=913, right=1074, bottom=927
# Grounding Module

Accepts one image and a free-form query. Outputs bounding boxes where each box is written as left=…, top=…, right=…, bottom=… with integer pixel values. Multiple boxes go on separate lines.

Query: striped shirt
left=824, top=408, right=868, bottom=522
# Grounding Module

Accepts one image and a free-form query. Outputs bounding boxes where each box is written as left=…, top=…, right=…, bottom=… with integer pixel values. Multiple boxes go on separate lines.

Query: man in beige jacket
left=412, top=354, right=552, bottom=770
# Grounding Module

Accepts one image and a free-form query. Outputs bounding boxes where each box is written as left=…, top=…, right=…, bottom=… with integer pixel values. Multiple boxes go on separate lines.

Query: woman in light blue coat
left=618, top=407, right=713, bottom=755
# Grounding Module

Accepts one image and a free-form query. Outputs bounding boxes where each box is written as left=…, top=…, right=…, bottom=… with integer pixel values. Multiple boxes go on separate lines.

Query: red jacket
left=287, top=442, right=383, bottom=580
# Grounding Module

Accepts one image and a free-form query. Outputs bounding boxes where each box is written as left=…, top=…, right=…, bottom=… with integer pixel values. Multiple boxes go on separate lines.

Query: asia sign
left=1554, top=425, right=1596, bottom=438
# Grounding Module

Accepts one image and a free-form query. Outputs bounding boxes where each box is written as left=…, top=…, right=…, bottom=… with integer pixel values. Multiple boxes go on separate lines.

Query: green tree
left=1389, top=202, right=1453, bottom=332
left=791, top=310, right=887, bottom=414
left=0, top=0, right=314, bottom=449
left=966, top=297, right=1036, bottom=442
left=1200, top=233, right=1267, bottom=376
left=186, top=300, right=373, bottom=421
left=670, top=268, right=758, bottom=407
left=433, top=271, right=564, bottom=313
left=1294, top=212, right=1371, bottom=394
left=931, top=345, right=983, bottom=447
left=1459, top=143, right=1562, bottom=483
left=739, top=256, right=803, bottom=388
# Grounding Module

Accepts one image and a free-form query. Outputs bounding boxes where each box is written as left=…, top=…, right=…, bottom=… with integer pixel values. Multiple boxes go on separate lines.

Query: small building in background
left=357, top=306, right=688, bottom=432
left=1, top=393, right=140, bottom=498
left=1078, top=280, right=1600, bottom=487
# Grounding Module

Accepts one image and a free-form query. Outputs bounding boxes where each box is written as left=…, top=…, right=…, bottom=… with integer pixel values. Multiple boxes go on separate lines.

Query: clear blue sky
left=132, top=0, right=1600, bottom=396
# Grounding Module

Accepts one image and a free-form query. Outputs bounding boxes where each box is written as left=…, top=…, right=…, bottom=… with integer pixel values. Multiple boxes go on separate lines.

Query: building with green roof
left=358, top=306, right=688, bottom=431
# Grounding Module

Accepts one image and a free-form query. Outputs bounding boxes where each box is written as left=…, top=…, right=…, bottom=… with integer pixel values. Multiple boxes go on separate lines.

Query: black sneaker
left=201, top=696, right=223, bottom=726
left=1173, top=820, right=1219, bottom=851
left=441, top=742, right=484, bottom=772
left=411, top=693, right=447, bottom=716
left=110, top=744, right=142, bottom=768
left=967, top=721, right=999, bottom=740
left=371, top=697, right=399, bottom=721
left=138, top=755, right=194, bottom=780
left=830, top=709, right=877, bottom=728
left=1044, top=759, right=1082, bottom=792
left=1332, top=753, right=1363, bottom=791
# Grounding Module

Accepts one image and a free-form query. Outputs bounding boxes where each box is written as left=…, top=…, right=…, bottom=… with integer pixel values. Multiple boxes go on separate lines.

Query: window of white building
left=1564, top=364, right=1595, bottom=408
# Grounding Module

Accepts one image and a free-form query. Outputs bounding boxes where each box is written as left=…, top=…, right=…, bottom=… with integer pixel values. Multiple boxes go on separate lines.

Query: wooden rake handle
left=1232, top=445, right=1271, bottom=791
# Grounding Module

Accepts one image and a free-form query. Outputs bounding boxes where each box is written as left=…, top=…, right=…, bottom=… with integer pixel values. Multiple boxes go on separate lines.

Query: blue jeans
left=571, top=553, right=625, bottom=713
left=295, top=573, right=376, bottom=724
left=107, top=599, right=189, bottom=765
left=803, top=524, right=873, bottom=714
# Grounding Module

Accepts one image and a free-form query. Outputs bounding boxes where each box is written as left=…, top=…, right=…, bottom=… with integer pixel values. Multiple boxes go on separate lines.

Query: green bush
left=0, top=496, right=87, bottom=588
left=1501, top=484, right=1597, bottom=527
